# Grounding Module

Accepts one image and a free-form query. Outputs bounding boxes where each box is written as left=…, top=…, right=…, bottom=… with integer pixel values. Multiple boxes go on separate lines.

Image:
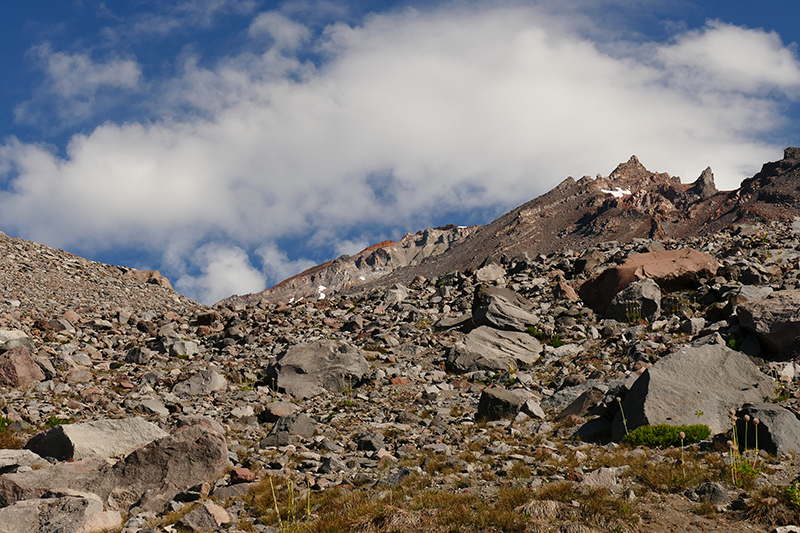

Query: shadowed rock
left=266, top=340, right=369, bottom=400
left=612, top=344, right=774, bottom=441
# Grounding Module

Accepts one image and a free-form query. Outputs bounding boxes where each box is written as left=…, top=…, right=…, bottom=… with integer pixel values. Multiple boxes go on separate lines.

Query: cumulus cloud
left=175, top=243, right=266, bottom=305
left=14, top=44, right=142, bottom=126
left=2, top=4, right=800, bottom=303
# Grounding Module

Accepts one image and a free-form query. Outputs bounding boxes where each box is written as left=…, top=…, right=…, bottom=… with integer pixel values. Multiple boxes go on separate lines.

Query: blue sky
left=1, top=0, right=800, bottom=304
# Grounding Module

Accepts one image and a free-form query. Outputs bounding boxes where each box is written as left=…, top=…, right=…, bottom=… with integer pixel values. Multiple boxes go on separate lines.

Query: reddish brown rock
left=122, top=269, right=173, bottom=290
left=579, top=248, right=719, bottom=314
left=389, top=377, right=409, bottom=385
left=230, top=467, right=255, bottom=484
left=0, top=347, right=45, bottom=388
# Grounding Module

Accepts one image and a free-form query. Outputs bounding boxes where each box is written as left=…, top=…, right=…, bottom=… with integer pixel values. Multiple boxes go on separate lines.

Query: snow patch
left=601, top=186, right=632, bottom=198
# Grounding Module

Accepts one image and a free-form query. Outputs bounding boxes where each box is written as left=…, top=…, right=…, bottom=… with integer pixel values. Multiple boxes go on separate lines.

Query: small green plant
left=786, top=480, right=800, bottom=507
left=622, top=424, right=710, bottom=448
left=695, top=409, right=704, bottom=423
left=624, top=300, right=643, bottom=324
left=44, top=416, right=74, bottom=428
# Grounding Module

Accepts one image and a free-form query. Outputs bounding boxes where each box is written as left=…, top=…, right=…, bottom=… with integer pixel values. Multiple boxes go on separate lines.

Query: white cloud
left=656, top=20, right=800, bottom=95
left=249, top=11, right=312, bottom=50
left=15, top=44, right=142, bottom=125
left=126, top=0, right=258, bottom=35
left=2, top=5, right=800, bottom=303
left=257, top=244, right=317, bottom=285
left=175, top=243, right=266, bottom=304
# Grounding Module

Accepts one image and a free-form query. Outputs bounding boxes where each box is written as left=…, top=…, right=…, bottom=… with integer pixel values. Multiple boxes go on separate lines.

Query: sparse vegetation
left=622, top=424, right=711, bottom=448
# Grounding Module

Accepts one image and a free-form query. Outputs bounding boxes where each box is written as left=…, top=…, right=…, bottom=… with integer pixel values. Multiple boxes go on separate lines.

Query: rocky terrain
left=5, top=153, right=800, bottom=532
left=220, top=224, right=478, bottom=307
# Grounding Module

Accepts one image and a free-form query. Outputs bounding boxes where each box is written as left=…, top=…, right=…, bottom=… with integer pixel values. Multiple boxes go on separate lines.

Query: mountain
left=218, top=224, right=478, bottom=306
left=3, top=150, right=800, bottom=531
left=225, top=147, right=800, bottom=304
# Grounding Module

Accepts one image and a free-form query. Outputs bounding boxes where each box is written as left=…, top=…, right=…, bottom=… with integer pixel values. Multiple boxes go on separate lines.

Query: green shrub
left=623, top=424, right=710, bottom=448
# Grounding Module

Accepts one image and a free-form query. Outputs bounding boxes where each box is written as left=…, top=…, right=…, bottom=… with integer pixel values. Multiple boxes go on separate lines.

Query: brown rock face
left=122, top=269, right=174, bottom=290
left=0, top=347, right=45, bottom=388
left=339, top=148, right=800, bottom=294
left=578, top=249, right=720, bottom=314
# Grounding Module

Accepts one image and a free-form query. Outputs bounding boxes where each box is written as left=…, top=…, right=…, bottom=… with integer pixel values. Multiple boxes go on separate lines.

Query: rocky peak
left=689, top=167, right=717, bottom=197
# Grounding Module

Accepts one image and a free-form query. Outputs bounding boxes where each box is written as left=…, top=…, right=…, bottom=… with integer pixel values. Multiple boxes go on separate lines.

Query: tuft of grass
left=623, top=424, right=710, bottom=448
left=0, top=417, right=21, bottom=450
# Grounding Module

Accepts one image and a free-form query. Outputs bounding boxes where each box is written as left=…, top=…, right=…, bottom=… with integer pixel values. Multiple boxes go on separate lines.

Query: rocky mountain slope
left=4, top=152, right=800, bottom=532
left=219, top=224, right=478, bottom=307
left=245, top=148, right=800, bottom=303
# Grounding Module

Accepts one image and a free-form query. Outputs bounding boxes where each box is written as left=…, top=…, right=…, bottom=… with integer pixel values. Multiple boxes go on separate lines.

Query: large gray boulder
left=267, top=340, right=369, bottom=399
left=605, top=278, right=661, bottom=323
left=173, top=370, right=227, bottom=396
left=737, top=290, right=800, bottom=353
left=446, top=326, right=542, bottom=373
left=612, top=344, right=774, bottom=441
left=0, top=424, right=228, bottom=513
left=736, top=403, right=800, bottom=456
left=25, top=417, right=168, bottom=461
left=471, top=285, right=540, bottom=332
left=0, top=490, right=121, bottom=533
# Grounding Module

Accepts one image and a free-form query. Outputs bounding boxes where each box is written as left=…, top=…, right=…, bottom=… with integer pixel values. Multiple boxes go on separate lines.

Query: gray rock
left=0, top=450, right=49, bottom=473
left=446, top=326, right=542, bottom=373
left=358, top=432, right=385, bottom=451
left=737, top=290, right=800, bottom=353
left=684, top=482, right=730, bottom=506
left=169, top=340, right=199, bottom=357
left=139, top=399, right=170, bottom=417
left=613, top=344, right=774, bottom=441
left=258, top=401, right=299, bottom=424
left=680, top=317, right=706, bottom=335
left=736, top=403, right=800, bottom=456
left=605, top=278, right=661, bottom=323
left=176, top=502, right=231, bottom=531
left=0, top=490, right=121, bottom=533
left=267, top=340, right=369, bottom=400
left=260, top=413, right=316, bottom=447
left=471, top=285, right=539, bottom=332
left=124, top=347, right=153, bottom=365
left=477, top=388, right=524, bottom=422
left=689, top=167, right=718, bottom=197
left=737, top=285, right=773, bottom=301
left=172, top=370, right=227, bottom=396
left=25, top=417, right=169, bottom=461
left=0, top=424, right=228, bottom=513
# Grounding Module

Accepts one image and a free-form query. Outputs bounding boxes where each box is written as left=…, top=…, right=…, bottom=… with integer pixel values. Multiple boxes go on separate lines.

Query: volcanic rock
left=613, top=344, right=774, bottom=441
left=267, top=340, right=369, bottom=399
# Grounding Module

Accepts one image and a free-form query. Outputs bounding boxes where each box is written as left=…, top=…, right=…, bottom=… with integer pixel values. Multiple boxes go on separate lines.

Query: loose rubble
left=7, top=216, right=800, bottom=531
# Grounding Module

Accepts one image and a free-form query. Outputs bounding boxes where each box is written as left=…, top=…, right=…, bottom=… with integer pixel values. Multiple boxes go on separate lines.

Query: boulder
left=122, top=269, right=173, bottom=290
left=25, top=417, right=168, bottom=461
left=477, top=388, right=524, bottom=422
left=172, top=370, right=227, bottom=396
left=612, top=344, right=774, bottom=441
left=266, top=340, right=369, bottom=400
left=176, top=502, right=231, bottom=532
left=258, top=401, right=299, bottom=424
left=604, top=278, right=661, bottom=323
left=737, top=290, right=800, bottom=353
left=579, top=248, right=719, bottom=314
left=0, top=490, right=121, bottom=533
left=0, top=424, right=228, bottom=513
left=736, top=403, right=800, bottom=456
left=260, top=412, right=316, bottom=447
left=446, top=326, right=542, bottom=373
left=0, top=450, right=49, bottom=474
left=471, top=285, right=539, bottom=332
left=0, top=347, right=45, bottom=388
